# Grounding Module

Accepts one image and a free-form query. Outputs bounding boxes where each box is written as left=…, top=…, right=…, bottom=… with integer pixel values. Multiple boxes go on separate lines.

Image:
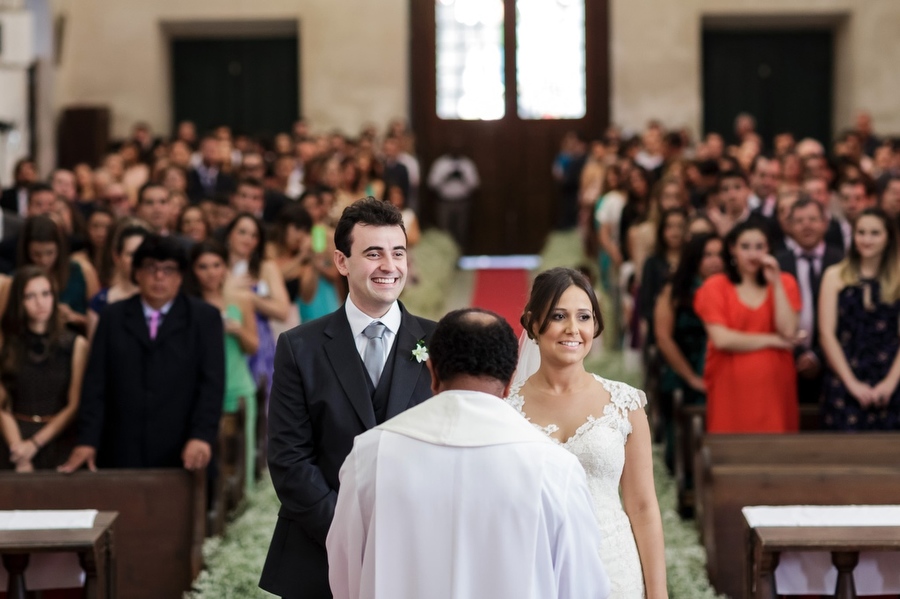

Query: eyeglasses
left=140, top=263, right=180, bottom=277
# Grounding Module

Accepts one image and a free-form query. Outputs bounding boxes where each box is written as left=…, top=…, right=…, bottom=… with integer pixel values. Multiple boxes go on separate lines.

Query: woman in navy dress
left=819, top=207, right=900, bottom=430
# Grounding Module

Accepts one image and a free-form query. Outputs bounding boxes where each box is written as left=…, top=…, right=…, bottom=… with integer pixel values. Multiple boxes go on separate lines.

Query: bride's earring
left=531, top=336, right=538, bottom=345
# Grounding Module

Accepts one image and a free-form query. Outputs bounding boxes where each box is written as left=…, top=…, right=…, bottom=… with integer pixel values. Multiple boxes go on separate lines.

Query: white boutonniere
left=411, top=339, right=429, bottom=363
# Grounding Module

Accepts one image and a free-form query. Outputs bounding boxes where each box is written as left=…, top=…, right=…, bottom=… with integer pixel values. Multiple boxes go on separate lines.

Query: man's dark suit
left=776, top=245, right=843, bottom=405
left=0, top=186, right=26, bottom=215
left=260, top=302, right=436, bottom=598
left=0, top=210, right=22, bottom=274
left=186, top=168, right=236, bottom=203
left=77, top=293, right=224, bottom=467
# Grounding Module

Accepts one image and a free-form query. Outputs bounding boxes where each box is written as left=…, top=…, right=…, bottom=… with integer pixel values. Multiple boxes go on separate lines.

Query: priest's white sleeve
left=555, top=461, right=611, bottom=599
left=326, top=440, right=365, bottom=599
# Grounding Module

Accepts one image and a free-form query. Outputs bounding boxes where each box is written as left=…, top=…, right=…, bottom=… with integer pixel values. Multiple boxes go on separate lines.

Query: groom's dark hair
left=334, top=196, right=407, bottom=257
left=430, top=309, right=518, bottom=385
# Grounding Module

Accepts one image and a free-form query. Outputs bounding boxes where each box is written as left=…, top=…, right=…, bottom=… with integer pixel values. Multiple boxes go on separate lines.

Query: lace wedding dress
left=506, top=374, right=647, bottom=598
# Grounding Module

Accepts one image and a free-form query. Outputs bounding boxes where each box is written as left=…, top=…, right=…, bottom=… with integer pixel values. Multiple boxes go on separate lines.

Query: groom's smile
left=336, top=222, right=409, bottom=317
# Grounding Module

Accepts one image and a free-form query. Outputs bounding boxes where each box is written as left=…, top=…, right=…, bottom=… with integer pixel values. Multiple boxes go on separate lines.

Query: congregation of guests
left=556, top=110, right=900, bottom=456
left=0, top=118, right=428, bottom=474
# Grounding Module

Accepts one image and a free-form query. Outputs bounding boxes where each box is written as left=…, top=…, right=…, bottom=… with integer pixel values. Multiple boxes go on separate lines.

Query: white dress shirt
left=344, top=296, right=401, bottom=368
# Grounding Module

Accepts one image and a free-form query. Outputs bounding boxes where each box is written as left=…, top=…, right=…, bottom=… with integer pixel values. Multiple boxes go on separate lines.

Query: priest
left=326, top=308, right=610, bottom=599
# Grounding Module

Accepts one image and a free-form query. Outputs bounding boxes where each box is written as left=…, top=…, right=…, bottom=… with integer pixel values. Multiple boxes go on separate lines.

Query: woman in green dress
left=187, top=240, right=259, bottom=493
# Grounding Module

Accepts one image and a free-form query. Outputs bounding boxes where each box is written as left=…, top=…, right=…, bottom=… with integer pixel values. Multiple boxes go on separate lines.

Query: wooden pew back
left=696, top=434, right=900, bottom=599
left=0, top=469, right=205, bottom=599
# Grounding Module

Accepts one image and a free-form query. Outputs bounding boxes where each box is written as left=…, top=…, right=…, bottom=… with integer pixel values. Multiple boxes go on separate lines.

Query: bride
left=506, top=267, right=668, bottom=598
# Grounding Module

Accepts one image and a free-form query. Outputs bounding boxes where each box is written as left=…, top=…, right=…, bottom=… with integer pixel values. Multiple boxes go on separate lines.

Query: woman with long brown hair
left=0, top=266, right=88, bottom=471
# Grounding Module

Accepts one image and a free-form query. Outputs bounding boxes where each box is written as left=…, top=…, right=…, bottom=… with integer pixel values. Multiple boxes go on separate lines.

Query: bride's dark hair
left=521, top=267, right=604, bottom=340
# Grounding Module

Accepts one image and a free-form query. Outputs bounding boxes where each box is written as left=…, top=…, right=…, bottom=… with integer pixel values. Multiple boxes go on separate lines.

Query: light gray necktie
left=363, top=321, right=387, bottom=387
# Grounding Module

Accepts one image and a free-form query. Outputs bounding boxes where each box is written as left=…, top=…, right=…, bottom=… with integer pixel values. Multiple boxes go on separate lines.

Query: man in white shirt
left=327, top=308, right=611, bottom=599
left=427, top=146, right=480, bottom=251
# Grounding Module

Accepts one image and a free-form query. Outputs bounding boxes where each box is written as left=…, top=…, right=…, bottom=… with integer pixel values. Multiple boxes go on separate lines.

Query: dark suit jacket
left=0, top=187, right=23, bottom=215
left=186, top=168, right=236, bottom=203
left=77, top=293, right=224, bottom=467
left=776, top=245, right=843, bottom=398
left=260, top=302, right=436, bottom=598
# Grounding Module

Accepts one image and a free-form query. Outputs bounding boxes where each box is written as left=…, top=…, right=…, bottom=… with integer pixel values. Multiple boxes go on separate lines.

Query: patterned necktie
left=363, top=321, right=387, bottom=387
left=148, top=310, right=160, bottom=340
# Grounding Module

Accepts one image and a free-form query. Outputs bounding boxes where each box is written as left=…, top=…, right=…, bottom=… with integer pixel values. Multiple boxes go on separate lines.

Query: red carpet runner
left=470, top=269, right=529, bottom=337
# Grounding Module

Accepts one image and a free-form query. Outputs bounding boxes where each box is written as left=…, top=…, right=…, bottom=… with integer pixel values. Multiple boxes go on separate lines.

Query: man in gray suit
left=260, top=197, right=436, bottom=599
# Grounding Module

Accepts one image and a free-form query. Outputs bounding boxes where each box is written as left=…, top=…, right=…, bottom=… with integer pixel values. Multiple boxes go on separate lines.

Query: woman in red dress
left=694, top=219, right=801, bottom=433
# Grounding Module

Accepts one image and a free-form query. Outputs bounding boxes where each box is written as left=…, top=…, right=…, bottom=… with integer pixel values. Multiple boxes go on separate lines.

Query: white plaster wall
left=50, top=0, right=408, bottom=138
left=610, top=0, right=900, bottom=138
left=0, top=9, right=33, bottom=184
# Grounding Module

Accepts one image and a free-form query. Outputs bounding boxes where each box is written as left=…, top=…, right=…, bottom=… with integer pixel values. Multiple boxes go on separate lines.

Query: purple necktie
left=149, top=310, right=160, bottom=340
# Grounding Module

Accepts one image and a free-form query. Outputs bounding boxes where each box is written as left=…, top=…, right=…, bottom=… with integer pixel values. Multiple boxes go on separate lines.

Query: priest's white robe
left=326, top=389, right=611, bottom=599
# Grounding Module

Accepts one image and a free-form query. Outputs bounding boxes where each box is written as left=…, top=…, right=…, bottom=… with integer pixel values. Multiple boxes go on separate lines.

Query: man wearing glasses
left=60, top=234, right=224, bottom=472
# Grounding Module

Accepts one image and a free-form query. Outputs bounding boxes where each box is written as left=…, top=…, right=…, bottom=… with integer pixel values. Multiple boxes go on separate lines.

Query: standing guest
left=328, top=309, right=611, bottom=599
left=819, top=207, right=900, bottom=430
left=86, top=223, right=150, bottom=340
left=177, top=204, right=211, bottom=244
left=15, top=216, right=100, bottom=331
left=298, top=189, right=342, bottom=321
left=187, top=135, right=236, bottom=203
left=775, top=198, right=844, bottom=405
left=748, top=155, right=782, bottom=218
left=188, top=240, right=259, bottom=491
left=136, top=183, right=178, bottom=236
left=694, top=220, right=801, bottom=433
left=59, top=234, right=224, bottom=471
left=75, top=208, right=115, bottom=284
left=224, top=213, right=290, bottom=392
left=637, top=207, right=688, bottom=344
left=426, top=141, right=480, bottom=250
left=1, top=157, right=38, bottom=216
left=0, top=267, right=88, bottom=471
left=629, top=176, right=689, bottom=282
left=265, top=204, right=318, bottom=332
left=506, top=268, right=667, bottom=598
left=260, top=198, right=436, bottom=599
left=654, top=233, right=724, bottom=467
left=709, top=170, right=752, bottom=237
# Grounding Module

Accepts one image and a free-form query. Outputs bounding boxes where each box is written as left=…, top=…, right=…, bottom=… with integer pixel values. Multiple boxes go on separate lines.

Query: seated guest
left=187, top=240, right=259, bottom=492
left=819, top=207, right=900, bottom=430
left=327, top=308, right=611, bottom=599
left=59, top=234, right=224, bottom=471
left=0, top=266, right=88, bottom=471
left=15, top=215, right=100, bottom=331
left=86, top=222, right=150, bottom=340
left=694, top=219, right=801, bottom=433
left=775, top=198, right=843, bottom=404
left=654, top=233, right=723, bottom=467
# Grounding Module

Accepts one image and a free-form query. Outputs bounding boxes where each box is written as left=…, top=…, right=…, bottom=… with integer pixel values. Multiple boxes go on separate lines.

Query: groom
left=259, top=197, right=437, bottom=599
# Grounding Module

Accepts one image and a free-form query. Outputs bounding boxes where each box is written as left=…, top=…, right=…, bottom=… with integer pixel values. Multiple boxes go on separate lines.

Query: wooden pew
left=677, top=402, right=821, bottom=519
left=695, top=434, right=900, bottom=599
left=0, top=469, right=205, bottom=599
left=255, top=380, right=268, bottom=481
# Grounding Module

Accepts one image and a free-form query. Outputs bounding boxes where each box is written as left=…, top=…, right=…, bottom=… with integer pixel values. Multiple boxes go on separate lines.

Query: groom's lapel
left=324, top=306, right=377, bottom=429
left=384, top=304, right=428, bottom=420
